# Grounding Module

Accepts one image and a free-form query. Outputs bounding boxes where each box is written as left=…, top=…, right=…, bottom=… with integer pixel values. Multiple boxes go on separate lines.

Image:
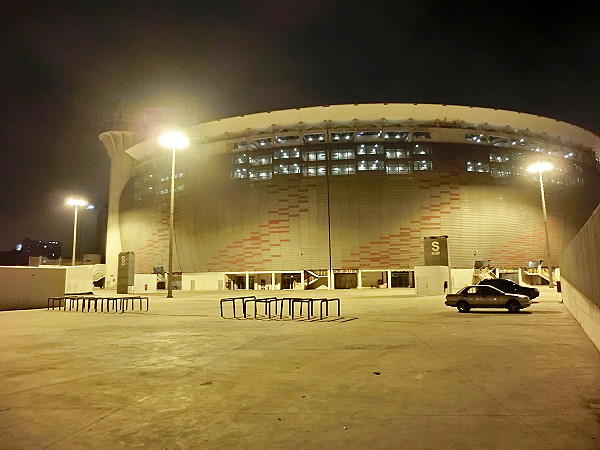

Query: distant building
left=15, top=238, right=61, bottom=260
left=99, top=104, right=600, bottom=290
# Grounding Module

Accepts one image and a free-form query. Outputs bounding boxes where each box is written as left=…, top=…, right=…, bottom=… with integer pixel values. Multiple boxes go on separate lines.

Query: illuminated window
left=488, top=136, right=509, bottom=147
left=383, top=131, right=409, bottom=141
left=233, top=141, right=247, bottom=150
left=232, top=168, right=248, bottom=179
left=275, top=135, right=302, bottom=145
left=248, top=138, right=272, bottom=149
left=356, top=131, right=382, bottom=140
left=386, top=149, right=410, bottom=159
left=274, top=163, right=301, bottom=175
left=466, top=161, right=489, bottom=172
left=331, top=148, right=355, bottom=160
left=466, top=133, right=486, bottom=143
left=303, top=164, right=327, bottom=177
left=489, top=153, right=509, bottom=163
left=414, top=160, right=432, bottom=171
left=491, top=167, right=511, bottom=177
left=249, top=168, right=272, bottom=180
left=331, top=132, right=354, bottom=141
left=233, top=153, right=248, bottom=164
left=302, top=150, right=327, bottom=161
left=413, top=145, right=431, bottom=155
left=331, top=163, right=355, bottom=175
left=249, top=154, right=273, bottom=165
left=304, top=133, right=325, bottom=143
left=273, top=148, right=301, bottom=159
left=358, top=160, right=384, bottom=171
left=357, top=144, right=384, bottom=155
left=386, top=162, right=411, bottom=174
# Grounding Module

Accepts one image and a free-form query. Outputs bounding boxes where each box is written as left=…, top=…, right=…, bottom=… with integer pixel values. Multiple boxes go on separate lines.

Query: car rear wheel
left=506, top=301, right=521, bottom=313
left=457, top=300, right=471, bottom=313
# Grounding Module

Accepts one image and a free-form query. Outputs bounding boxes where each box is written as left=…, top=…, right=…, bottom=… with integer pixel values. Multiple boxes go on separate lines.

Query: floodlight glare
left=66, top=198, right=88, bottom=207
left=527, top=162, right=553, bottom=173
left=159, top=131, right=189, bottom=150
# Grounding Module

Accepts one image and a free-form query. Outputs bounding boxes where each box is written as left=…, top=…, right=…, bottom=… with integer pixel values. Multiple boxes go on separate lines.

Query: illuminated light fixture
left=159, top=130, right=190, bottom=298
left=527, top=162, right=553, bottom=173
left=159, top=131, right=190, bottom=150
left=66, top=198, right=88, bottom=207
left=527, top=162, right=554, bottom=288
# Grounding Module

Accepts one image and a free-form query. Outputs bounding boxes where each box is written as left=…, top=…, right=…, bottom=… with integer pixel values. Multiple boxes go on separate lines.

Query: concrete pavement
left=0, top=287, right=599, bottom=449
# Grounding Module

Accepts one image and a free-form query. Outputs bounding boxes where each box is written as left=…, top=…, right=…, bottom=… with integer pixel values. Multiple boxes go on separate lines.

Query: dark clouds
left=1, top=0, right=599, bottom=252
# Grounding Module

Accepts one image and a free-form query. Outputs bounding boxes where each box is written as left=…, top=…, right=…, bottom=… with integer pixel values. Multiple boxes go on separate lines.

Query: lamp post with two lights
left=158, top=131, right=190, bottom=298
left=65, top=198, right=94, bottom=265
left=527, top=162, right=554, bottom=288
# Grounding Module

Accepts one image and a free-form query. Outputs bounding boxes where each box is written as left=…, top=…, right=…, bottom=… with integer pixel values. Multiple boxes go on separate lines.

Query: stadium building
left=99, top=104, right=600, bottom=291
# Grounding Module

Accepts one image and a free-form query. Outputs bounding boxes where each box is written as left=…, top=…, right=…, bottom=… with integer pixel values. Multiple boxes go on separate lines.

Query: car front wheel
left=506, top=301, right=521, bottom=313
left=457, top=300, right=471, bottom=313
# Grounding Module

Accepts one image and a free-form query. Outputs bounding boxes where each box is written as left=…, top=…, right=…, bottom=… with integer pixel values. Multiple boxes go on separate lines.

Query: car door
left=465, top=286, right=480, bottom=306
left=479, top=286, right=502, bottom=307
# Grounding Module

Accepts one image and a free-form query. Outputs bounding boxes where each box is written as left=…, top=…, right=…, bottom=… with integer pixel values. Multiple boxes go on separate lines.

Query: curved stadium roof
left=124, top=104, right=600, bottom=161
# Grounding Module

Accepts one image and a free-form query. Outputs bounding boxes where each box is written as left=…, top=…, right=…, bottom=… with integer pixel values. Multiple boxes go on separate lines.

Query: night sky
left=1, top=1, right=599, bottom=255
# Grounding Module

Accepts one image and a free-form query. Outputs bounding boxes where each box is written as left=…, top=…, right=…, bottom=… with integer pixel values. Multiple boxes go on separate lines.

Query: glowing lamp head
left=527, top=162, right=553, bottom=173
left=66, top=198, right=88, bottom=207
left=159, top=131, right=189, bottom=150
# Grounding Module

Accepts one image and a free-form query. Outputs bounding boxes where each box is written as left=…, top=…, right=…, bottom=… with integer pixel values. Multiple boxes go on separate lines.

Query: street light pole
left=528, top=163, right=554, bottom=288
left=71, top=203, right=79, bottom=266
left=66, top=198, right=89, bottom=266
left=159, top=131, right=189, bottom=298
left=168, top=146, right=176, bottom=298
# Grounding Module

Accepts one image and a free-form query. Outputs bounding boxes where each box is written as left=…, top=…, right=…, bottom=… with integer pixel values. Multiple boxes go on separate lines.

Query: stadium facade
left=99, top=104, right=600, bottom=291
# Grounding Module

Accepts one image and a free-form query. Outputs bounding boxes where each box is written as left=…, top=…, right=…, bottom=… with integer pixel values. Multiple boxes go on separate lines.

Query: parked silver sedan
left=445, top=285, right=531, bottom=313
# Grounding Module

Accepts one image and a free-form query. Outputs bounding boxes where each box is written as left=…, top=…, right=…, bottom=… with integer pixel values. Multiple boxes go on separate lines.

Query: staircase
left=92, top=264, right=106, bottom=283
left=305, top=269, right=329, bottom=289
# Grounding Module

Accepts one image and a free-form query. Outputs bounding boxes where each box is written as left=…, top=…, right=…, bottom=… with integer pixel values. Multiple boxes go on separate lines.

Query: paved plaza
left=0, top=287, right=599, bottom=449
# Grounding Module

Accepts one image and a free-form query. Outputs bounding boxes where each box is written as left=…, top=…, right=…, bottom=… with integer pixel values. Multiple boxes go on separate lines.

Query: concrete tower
left=99, top=122, right=136, bottom=289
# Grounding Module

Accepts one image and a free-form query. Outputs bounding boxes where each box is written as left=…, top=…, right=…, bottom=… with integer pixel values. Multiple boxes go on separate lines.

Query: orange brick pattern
left=118, top=150, right=599, bottom=274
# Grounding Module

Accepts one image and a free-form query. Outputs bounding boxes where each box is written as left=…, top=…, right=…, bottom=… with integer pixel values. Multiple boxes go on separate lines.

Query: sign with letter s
left=423, top=236, right=449, bottom=266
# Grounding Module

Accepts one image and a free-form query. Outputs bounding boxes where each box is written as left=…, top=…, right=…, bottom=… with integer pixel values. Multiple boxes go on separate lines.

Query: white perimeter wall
left=134, top=274, right=158, bottom=293
left=0, top=266, right=94, bottom=311
left=560, top=203, right=600, bottom=351
left=414, top=266, right=451, bottom=296
left=65, top=266, right=94, bottom=294
left=182, top=273, right=225, bottom=291
left=0, top=266, right=66, bottom=310
left=560, top=278, right=600, bottom=350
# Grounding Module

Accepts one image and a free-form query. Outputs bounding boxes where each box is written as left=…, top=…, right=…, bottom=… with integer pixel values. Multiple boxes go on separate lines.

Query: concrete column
left=245, top=272, right=250, bottom=290
left=271, top=272, right=275, bottom=290
left=387, top=269, right=392, bottom=288
left=99, top=131, right=136, bottom=289
left=357, top=269, right=362, bottom=288
left=300, top=270, right=305, bottom=289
